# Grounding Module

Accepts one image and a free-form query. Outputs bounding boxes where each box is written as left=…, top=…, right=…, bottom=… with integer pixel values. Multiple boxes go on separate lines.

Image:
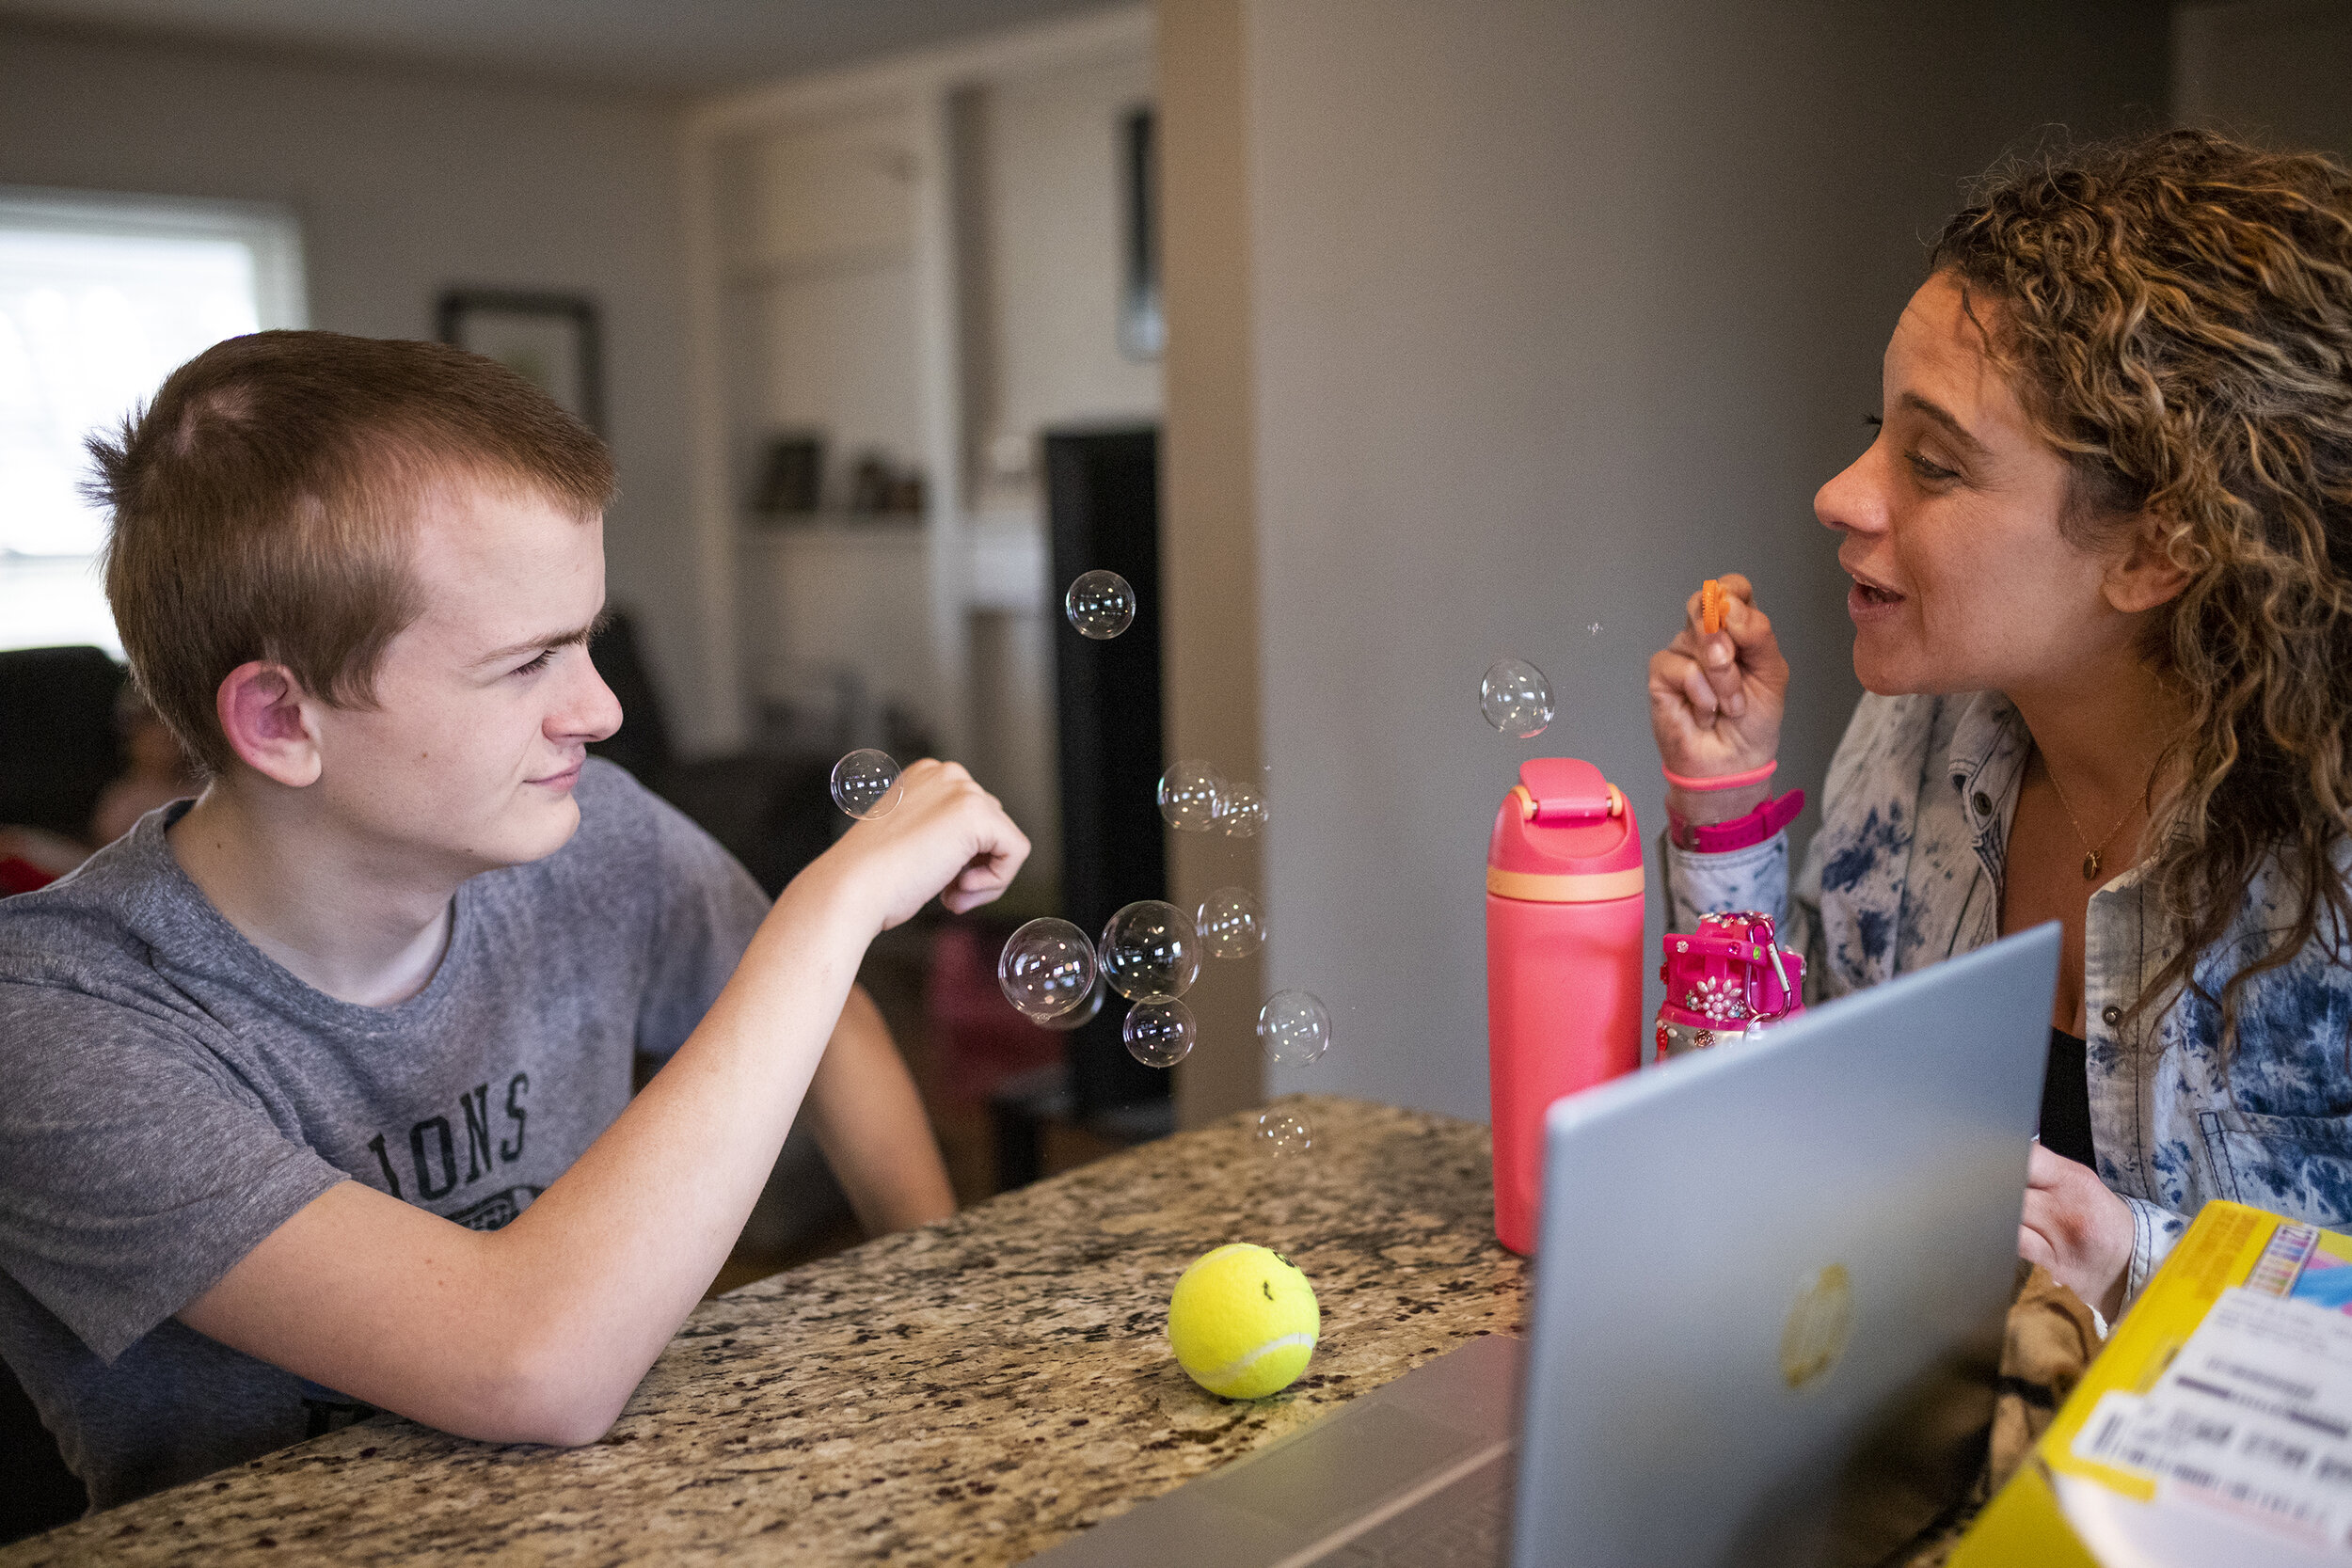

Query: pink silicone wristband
left=1679, top=788, right=1804, bottom=854
left=1661, top=761, right=1778, bottom=794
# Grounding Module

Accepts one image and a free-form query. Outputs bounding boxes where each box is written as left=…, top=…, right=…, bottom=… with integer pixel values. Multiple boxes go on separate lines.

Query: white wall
left=0, top=24, right=715, bottom=750
left=965, top=48, right=1163, bottom=513
left=958, top=45, right=1164, bottom=902
left=691, top=16, right=1159, bottom=906
left=1198, top=0, right=2169, bottom=1121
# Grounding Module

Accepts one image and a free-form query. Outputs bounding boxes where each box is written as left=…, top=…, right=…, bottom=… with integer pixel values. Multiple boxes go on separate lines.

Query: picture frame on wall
left=437, top=289, right=605, bottom=436
left=1118, top=106, right=1163, bottom=362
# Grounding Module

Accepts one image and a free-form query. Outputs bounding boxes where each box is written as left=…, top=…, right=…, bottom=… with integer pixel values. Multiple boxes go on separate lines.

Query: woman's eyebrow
left=1898, top=390, right=1990, bottom=457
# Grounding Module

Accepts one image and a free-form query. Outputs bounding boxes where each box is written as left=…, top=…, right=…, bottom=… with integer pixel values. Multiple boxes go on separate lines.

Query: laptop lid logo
left=1779, top=1264, right=1853, bottom=1391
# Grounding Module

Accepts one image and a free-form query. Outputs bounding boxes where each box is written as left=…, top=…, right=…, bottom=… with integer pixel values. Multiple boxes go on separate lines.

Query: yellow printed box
left=1953, top=1201, right=2352, bottom=1566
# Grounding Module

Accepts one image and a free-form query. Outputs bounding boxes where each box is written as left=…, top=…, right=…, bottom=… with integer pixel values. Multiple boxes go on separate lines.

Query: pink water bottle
left=1486, top=757, right=1645, bottom=1256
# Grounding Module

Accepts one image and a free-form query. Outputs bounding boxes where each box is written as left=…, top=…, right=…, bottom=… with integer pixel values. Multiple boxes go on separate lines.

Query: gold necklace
left=2040, top=750, right=2152, bottom=881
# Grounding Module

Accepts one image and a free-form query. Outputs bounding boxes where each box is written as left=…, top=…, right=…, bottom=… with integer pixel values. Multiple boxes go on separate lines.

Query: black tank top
left=2039, top=1027, right=2096, bottom=1166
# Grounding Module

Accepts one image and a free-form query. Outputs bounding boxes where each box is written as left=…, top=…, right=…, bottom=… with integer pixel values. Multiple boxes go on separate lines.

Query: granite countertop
left=8, top=1095, right=1527, bottom=1566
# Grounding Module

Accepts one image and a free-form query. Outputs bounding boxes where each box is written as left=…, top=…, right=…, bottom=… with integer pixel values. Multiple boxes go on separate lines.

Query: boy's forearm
left=184, top=857, right=881, bottom=1445
left=493, top=861, right=880, bottom=1402
left=805, top=985, right=956, bottom=1234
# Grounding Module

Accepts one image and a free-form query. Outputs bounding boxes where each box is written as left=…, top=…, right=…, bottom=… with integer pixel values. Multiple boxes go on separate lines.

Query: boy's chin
left=480, top=795, right=584, bottom=870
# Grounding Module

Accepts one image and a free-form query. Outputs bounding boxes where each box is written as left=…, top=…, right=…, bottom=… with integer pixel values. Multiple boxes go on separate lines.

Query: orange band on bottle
left=1486, top=866, right=1645, bottom=903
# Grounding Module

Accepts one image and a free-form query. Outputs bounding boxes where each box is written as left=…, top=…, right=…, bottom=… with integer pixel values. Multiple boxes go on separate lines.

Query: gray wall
left=1235, top=0, right=2170, bottom=1119
left=2177, top=0, right=2352, bottom=161
left=0, top=24, right=712, bottom=747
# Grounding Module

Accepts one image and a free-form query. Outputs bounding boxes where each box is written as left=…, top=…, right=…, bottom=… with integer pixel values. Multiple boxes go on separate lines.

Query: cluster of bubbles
left=1158, top=760, right=1267, bottom=839
left=999, top=901, right=1205, bottom=1068
left=995, top=893, right=1322, bottom=1083
left=980, top=571, right=1331, bottom=1155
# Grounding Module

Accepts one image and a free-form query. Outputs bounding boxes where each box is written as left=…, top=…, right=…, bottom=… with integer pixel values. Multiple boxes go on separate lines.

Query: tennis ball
left=1168, top=1243, right=1320, bottom=1400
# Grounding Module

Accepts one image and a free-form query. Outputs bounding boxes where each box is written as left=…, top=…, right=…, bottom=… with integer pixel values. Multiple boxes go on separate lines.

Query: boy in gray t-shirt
left=0, top=333, right=1029, bottom=1513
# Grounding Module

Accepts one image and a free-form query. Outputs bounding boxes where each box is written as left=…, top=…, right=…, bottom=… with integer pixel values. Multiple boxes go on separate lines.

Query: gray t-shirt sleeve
left=0, top=981, right=346, bottom=1364
left=627, top=784, right=774, bottom=1060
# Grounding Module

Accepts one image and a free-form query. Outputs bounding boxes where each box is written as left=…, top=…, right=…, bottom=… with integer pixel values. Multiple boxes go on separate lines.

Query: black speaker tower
left=1044, top=426, right=1168, bottom=1117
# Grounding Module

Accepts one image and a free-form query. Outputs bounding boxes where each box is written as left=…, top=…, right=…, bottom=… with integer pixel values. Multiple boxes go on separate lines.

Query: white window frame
left=0, top=184, right=309, bottom=333
left=0, top=186, right=307, bottom=656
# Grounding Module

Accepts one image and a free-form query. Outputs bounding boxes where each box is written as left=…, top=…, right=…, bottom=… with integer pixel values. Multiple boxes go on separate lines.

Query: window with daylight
left=0, top=188, right=306, bottom=655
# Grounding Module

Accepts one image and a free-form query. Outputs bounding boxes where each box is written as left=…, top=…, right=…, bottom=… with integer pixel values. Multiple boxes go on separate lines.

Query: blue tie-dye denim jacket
left=1665, top=689, right=2352, bottom=1307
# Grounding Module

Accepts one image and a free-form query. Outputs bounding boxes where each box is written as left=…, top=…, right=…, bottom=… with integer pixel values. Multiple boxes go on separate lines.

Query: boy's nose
left=558, top=654, right=625, bottom=745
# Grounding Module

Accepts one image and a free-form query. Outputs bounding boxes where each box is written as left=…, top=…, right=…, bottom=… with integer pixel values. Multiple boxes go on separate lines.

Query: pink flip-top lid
left=1486, top=757, right=1643, bottom=896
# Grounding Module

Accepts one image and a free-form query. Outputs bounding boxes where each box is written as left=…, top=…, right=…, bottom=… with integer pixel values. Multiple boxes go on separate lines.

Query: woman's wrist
left=1665, top=781, right=1772, bottom=825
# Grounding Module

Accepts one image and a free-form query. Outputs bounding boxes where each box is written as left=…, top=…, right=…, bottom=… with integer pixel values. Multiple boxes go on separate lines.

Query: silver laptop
left=1026, top=924, right=2058, bottom=1567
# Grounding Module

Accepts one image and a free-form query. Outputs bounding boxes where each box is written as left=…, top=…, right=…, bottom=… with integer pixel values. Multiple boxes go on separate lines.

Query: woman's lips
left=1847, top=579, right=1905, bottom=622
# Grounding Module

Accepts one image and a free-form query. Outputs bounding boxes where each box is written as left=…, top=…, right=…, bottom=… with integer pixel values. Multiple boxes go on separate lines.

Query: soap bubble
left=1065, top=570, right=1136, bottom=640
left=1158, top=761, right=1225, bottom=832
left=997, top=918, right=1099, bottom=1021
left=1039, top=976, right=1106, bottom=1032
left=1257, top=990, right=1331, bottom=1066
left=1256, top=1110, right=1313, bottom=1156
left=1123, top=999, right=1197, bottom=1068
left=831, top=749, right=903, bottom=818
left=1587, top=622, right=1604, bottom=637
left=1099, top=900, right=1200, bottom=1003
left=1216, top=782, right=1266, bottom=838
left=1481, top=658, right=1553, bottom=739
left=1198, top=886, right=1265, bottom=960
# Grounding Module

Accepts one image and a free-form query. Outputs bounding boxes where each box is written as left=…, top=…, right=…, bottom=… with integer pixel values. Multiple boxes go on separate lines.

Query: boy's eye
left=514, top=649, right=556, bottom=675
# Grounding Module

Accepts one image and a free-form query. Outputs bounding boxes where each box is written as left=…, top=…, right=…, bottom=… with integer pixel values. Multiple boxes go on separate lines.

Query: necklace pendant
left=2083, top=849, right=2102, bottom=881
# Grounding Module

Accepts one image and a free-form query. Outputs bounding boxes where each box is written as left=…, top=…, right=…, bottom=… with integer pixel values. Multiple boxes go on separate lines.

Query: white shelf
left=722, top=240, right=913, bottom=292
left=739, top=510, right=924, bottom=534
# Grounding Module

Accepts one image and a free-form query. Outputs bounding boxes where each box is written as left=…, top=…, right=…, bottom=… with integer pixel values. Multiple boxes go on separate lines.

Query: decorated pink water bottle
left=1486, top=757, right=1645, bottom=1256
left=1654, top=911, right=1804, bottom=1059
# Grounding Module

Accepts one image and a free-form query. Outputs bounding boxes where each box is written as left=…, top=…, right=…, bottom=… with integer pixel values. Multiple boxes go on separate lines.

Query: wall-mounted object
left=437, top=289, right=604, bottom=436
left=751, top=432, right=826, bottom=519
left=1118, top=106, right=1163, bottom=361
left=846, top=451, right=927, bottom=516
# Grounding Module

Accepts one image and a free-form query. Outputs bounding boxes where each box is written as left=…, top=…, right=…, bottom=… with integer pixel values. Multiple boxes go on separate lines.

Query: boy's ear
left=215, top=661, right=325, bottom=788
left=2103, top=512, right=2194, bottom=616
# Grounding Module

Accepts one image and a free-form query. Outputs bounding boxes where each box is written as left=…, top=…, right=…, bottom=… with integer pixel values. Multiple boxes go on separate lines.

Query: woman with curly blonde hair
left=1649, top=129, right=2352, bottom=1323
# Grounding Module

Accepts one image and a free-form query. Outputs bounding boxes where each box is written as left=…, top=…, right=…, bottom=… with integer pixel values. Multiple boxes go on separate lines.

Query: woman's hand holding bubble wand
left=1647, top=573, right=1790, bottom=823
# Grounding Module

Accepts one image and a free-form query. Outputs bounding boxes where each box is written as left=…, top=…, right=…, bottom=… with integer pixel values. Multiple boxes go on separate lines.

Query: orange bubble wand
left=1701, top=578, right=1725, bottom=636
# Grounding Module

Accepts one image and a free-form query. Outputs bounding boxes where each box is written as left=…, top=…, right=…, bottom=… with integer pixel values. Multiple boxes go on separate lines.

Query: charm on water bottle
left=1653, top=911, right=1804, bottom=1060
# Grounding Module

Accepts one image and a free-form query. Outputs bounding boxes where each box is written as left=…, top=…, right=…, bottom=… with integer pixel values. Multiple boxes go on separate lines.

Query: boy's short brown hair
left=87, top=330, right=615, bottom=776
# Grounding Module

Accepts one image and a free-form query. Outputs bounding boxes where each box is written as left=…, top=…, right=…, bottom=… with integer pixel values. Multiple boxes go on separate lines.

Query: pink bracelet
left=1661, top=760, right=1777, bottom=794
left=1669, top=788, right=1805, bottom=854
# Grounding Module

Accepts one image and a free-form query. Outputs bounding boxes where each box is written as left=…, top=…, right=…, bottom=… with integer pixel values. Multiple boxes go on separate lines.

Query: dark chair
left=588, top=610, right=856, bottom=1255
left=0, top=645, right=125, bottom=843
left=586, top=612, right=837, bottom=896
left=2, top=1354, right=84, bottom=1542
left=0, top=649, right=115, bottom=1532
